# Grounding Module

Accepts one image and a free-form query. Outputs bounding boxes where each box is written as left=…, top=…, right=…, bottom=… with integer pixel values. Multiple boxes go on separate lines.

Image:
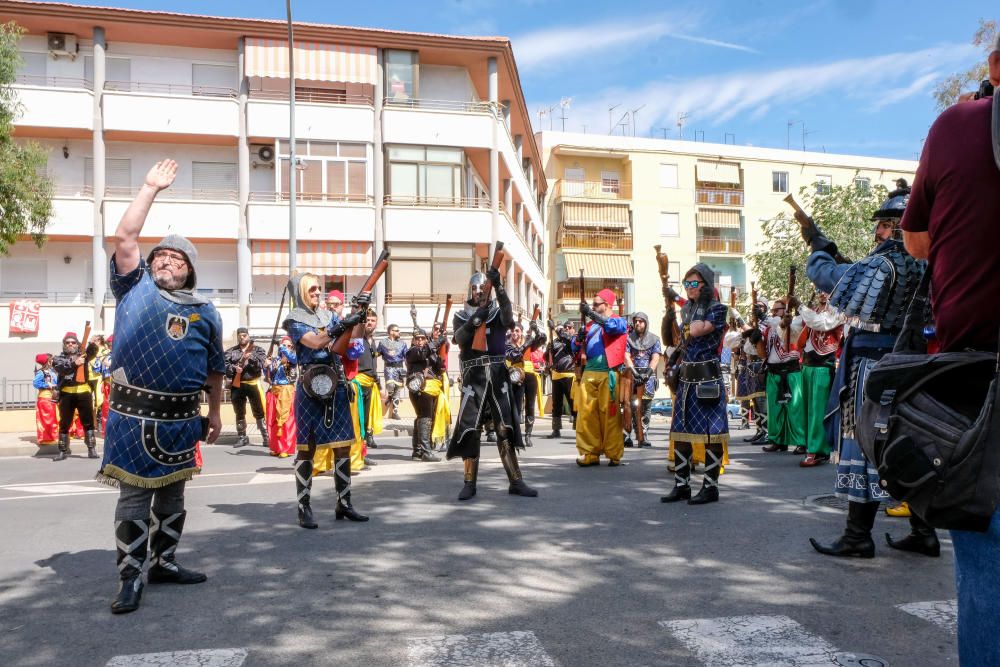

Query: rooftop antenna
left=559, top=97, right=572, bottom=132
left=677, top=111, right=689, bottom=140
left=608, top=103, right=621, bottom=134
left=629, top=104, right=646, bottom=137
left=656, top=127, right=669, bottom=139
left=615, top=111, right=630, bottom=136
left=694, top=130, right=705, bottom=142
left=546, top=104, right=556, bottom=130
left=724, top=132, right=735, bottom=145
left=802, top=124, right=819, bottom=151
left=786, top=120, right=801, bottom=150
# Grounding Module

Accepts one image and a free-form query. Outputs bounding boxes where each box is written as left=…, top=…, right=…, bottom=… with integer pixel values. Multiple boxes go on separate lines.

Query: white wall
left=419, top=65, right=478, bottom=102
left=384, top=208, right=491, bottom=243
left=382, top=107, right=493, bottom=149
left=247, top=101, right=374, bottom=143
left=247, top=203, right=376, bottom=241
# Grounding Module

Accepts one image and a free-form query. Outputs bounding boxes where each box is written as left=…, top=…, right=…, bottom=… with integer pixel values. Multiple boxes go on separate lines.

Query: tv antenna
left=677, top=112, right=690, bottom=139
left=608, top=103, right=621, bottom=134
left=559, top=97, right=572, bottom=132
left=629, top=104, right=646, bottom=137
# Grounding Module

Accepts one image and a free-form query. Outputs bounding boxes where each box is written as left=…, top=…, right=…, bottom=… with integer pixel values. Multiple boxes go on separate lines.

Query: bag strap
left=892, top=266, right=931, bottom=354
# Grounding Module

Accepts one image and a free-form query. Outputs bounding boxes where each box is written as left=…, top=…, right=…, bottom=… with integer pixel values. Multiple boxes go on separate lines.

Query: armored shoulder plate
left=830, top=244, right=924, bottom=333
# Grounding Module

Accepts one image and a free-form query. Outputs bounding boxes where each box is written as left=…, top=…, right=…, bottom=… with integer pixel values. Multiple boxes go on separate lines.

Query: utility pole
left=286, top=0, right=297, bottom=274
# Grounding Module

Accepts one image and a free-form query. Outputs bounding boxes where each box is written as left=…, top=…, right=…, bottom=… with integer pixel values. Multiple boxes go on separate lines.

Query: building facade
left=1, top=0, right=546, bottom=381
left=536, top=131, right=917, bottom=322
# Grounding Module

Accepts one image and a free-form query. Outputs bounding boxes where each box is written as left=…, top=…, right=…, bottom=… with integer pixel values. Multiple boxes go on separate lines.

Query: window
left=387, top=145, right=463, bottom=205
left=854, top=177, right=871, bottom=193
left=84, top=56, right=131, bottom=91
left=16, top=52, right=46, bottom=80
left=1, top=259, right=47, bottom=297
left=659, top=163, right=678, bottom=188
left=659, top=212, right=680, bottom=237
left=562, top=167, right=585, bottom=197
left=388, top=244, right=474, bottom=297
left=601, top=170, right=620, bottom=194
left=772, top=171, right=788, bottom=193
left=192, top=64, right=236, bottom=96
left=192, top=162, right=237, bottom=199
left=278, top=141, right=369, bottom=202
left=385, top=50, right=418, bottom=101
left=84, top=158, right=132, bottom=192
left=669, top=261, right=681, bottom=283
left=815, top=175, right=832, bottom=195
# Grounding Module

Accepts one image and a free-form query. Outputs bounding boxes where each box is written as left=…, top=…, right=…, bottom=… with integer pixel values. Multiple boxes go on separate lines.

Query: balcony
left=103, top=82, right=239, bottom=137
left=558, top=229, right=632, bottom=251
left=382, top=99, right=495, bottom=150
left=47, top=186, right=95, bottom=236
left=696, top=187, right=744, bottom=207
left=103, top=187, right=239, bottom=239
left=553, top=179, right=632, bottom=201
left=556, top=278, right=628, bottom=302
left=385, top=292, right=456, bottom=305
left=248, top=192, right=375, bottom=241
left=247, top=96, right=374, bottom=142
left=383, top=196, right=491, bottom=243
left=12, top=76, right=93, bottom=131
left=696, top=237, right=746, bottom=255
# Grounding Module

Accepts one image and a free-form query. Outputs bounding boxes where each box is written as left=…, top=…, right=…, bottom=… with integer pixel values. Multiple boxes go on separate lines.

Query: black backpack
left=857, top=272, right=1000, bottom=532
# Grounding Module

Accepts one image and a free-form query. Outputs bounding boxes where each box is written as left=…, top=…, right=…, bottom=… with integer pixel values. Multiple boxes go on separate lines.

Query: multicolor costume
left=33, top=358, right=58, bottom=445
left=406, top=332, right=445, bottom=462
left=506, top=326, right=546, bottom=447
left=376, top=337, right=407, bottom=419
left=797, top=303, right=844, bottom=462
left=624, top=312, right=661, bottom=448
left=349, top=332, right=382, bottom=472
left=762, top=314, right=805, bottom=451
left=264, top=343, right=297, bottom=457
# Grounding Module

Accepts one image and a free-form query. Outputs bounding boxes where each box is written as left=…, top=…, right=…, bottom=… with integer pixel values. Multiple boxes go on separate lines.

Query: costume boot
left=410, top=419, right=420, bottom=459
left=334, top=457, right=369, bottom=521
left=809, top=501, right=878, bottom=558
left=110, top=519, right=148, bottom=614
left=256, top=418, right=269, bottom=447
left=499, top=438, right=538, bottom=497
left=524, top=416, right=535, bottom=447
left=85, top=430, right=99, bottom=459
left=548, top=413, right=561, bottom=439
left=53, top=432, right=71, bottom=462
left=366, top=432, right=378, bottom=449
left=661, top=443, right=692, bottom=502
left=458, top=457, right=479, bottom=501
left=689, top=445, right=722, bottom=504
left=886, top=513, right=940, bottom=557
left=485, top=428, right=496, bottom=442
left=234, top=419, right=249, bottom=448
left=416, top=418, right=440, bottom=462
left=294, top=459, right=318, bottom=529
left=147, top=510, right=207, bottom=584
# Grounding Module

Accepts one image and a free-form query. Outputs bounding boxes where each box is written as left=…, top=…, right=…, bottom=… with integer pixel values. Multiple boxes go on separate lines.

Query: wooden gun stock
left=655, top=245, right=681, bottom=348
left=438, top=294, right=453, bottom=350
left=75, top=320, right=91, bottom=383
left=331, top=248, right=391, bottom=356
left=472, top=242, right=505, bottom=352
left=575, top=269, right=586, bottom=380
left=784, top=194, right=852, bottom=264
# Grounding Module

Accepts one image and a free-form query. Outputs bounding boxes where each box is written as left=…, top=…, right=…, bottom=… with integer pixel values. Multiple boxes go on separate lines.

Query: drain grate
left=806, top=494, right=850, bottom=511
left=834, top=652, right=889, bottom=667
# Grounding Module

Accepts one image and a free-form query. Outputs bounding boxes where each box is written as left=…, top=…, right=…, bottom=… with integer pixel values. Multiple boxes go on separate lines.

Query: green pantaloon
left=766, top=370, right=804, bottom=447
left=802, top=364, right=833, bottom=456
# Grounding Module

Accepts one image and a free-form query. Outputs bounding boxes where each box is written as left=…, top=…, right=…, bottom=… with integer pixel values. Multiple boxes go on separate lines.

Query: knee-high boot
left=148, top=510, right=207, bottom=584
left=689, top=443, right=722, bottom=505
left=418, top=417, right=439, bottom=462
left=294, top=459, right=317, bottom=529
left=524, top=415, right=535, bottom=447
left=255, top=418, right=269, bottom=447
left=85, top=429, right=99, bottom=459
left=886, top=512, right=941, bottom=557
left=235, top=419, right=249, bottom=448
left=661, top=442, right=692, bottom=502
left=498, top=438, right=538, bottom=497
left=110, top=519, right=148, bottom=614
left=458, top=457, right=479, bottom=501
left=810, top=501, right=878, bottom=558
left=334, top=456, right=369, bottom=522
left=53, top=432, right=71, bottom=462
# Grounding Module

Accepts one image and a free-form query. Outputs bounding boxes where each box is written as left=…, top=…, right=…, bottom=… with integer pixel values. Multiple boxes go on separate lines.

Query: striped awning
left=245, top=38, right=377, bottom=85
left=695, top=161, right=741, bottom=185
left=696, top=208, right=742, bottom=229
left=561, top=202, right=629, bottom=229
left=252, top=240, right=373, bottom=276
left=563, top=252, right=633, bottom=279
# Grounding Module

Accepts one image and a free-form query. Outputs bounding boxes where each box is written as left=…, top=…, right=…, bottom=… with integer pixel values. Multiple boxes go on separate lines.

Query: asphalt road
left=0, top=418, right=959, bottom=667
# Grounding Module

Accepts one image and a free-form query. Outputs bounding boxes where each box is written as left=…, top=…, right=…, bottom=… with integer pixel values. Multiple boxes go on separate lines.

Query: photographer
left=900, top=35, right=1000, bottom=666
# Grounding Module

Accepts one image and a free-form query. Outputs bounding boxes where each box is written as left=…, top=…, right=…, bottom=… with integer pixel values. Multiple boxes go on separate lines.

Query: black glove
left=353, top=291, right=372, bottom=309
left=547, top=319, right=556, bottom=331
left=528, top=319, right=540, bottom=333
left=486, top=267, right=502, bottom=289
left=801, top=222, right=840, bottom=257
left=787, top=296, right=801, bottom=313
left=327, top=312, right=363, bottom=338
left=662, top=284, right=681, bottom=302
left=85, top=342, right=98, bottom=359
left=747, top=328, right=763, bottom=345
left=471, top=305, right=490, bottom=325
left=579, top=301, right=592, bottom=317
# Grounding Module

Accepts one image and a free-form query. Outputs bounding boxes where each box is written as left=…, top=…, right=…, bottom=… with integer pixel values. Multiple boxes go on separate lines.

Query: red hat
left=35, top=353, right=50, bottom=365
left=326, top=290, right=345, bottom=302
left=596, top=289, right=617, bottom=307
left=63, top=331, right=78, bottom=341
left=280, top=335, right=291, bottom=344
left=106, top=334, right=114, bottom=344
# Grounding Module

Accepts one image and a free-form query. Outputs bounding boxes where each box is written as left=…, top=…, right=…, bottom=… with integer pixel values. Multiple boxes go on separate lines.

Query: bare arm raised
left=113, top=160, right=178, bottom=274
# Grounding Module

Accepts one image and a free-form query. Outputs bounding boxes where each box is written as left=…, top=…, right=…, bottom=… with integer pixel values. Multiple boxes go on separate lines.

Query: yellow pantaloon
left=575, top=369, right=623, bottom=464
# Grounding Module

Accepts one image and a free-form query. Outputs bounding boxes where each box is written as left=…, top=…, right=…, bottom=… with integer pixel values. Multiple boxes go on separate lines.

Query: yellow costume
left=575, top=369, right=623, bottom=464
left=431, top=374, right=451, bottom=445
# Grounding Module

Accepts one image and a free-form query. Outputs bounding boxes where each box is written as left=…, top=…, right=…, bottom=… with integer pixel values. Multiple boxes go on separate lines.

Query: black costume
left=546, top=323, right=577, bottom=437
left=446, top=270, right=537, bottom=500
left=224, top=334, right=268, bottom=447
left=406, top=330, right=445, bottom=462
left=506, top=325, right=546, bottom=447
left=51, top=334, right=98, bottom=460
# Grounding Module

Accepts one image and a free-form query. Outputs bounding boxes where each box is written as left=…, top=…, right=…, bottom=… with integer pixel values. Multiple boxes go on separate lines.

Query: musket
left=471, top=242, right=505, bottom=352
left=331, top=248, right=391, bottom=356
left=655, top=245, right=680, bottom=348
left=545, top=307, right=555, bottom=367
left=75, top=320, right=91, bottom=384
left=436, top=294, right=453, bottom=353
left=575, top=268, right=586, bottom=380
left=409, top=302, right=419, bottom=332
left=784, top=265, right=797, bottom=350
left=783, top=194, right=852, bottom=264
left=432, top=303, right=442, bottom=331
left=266, top=284, right=288, bottom=359
left=750, top=282, right=760, bottom=330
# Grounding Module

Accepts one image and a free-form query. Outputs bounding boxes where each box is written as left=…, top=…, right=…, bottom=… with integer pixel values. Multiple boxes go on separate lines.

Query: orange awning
left=245, top=38, right=377, bottom=85
left=252, top=240, right=373, bottom=276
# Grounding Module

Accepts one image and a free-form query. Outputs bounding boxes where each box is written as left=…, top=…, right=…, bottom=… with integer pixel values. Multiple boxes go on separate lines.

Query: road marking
left=106, top=648, right=248, bottom=667
left=896, top=600, right=958, bottom=633
left=2, top=483, right=114, bottom=495
left=660, top=615, right=839, bottom=667
left=407, top=630, right=554, bottom=667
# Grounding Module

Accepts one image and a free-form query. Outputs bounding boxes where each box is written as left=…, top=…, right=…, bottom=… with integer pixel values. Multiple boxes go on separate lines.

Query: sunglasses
left=682, top=280, right=702, bottom=288
left=591, top=301, right=605, bottom=308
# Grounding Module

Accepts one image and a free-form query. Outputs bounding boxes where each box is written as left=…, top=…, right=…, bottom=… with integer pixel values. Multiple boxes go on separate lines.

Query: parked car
left=726, top=401, right=742, bottom=419
left=649, top=397, right=672, bottom=416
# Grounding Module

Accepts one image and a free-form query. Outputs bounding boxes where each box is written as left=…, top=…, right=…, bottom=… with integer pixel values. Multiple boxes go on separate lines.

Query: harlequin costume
left=797, top=301, right=844, bottom=465
left=265, top=338, right=297, bottom=457
left=33, top=354, right=59, bottom=445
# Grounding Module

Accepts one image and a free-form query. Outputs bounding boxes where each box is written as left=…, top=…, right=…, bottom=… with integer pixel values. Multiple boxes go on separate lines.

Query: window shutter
left=192, top=64, right=236, bottom=96
left=192, top=162, right=237, bottom=200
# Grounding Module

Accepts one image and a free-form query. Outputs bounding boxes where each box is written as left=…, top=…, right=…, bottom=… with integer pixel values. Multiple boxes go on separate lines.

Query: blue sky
left=53, top=0, right=993, bottom=160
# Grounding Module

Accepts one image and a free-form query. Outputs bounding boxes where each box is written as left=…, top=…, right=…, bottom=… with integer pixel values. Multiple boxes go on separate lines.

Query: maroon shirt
left=900, top=97, right=1000, bottom=352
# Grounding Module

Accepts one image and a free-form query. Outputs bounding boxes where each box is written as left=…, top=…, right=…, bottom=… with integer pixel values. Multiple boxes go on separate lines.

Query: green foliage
left=933, top=19, right=997, bottom=110
left=748, top=181, right=888, bottom=301
left=0, top=21, right=53, bottom=255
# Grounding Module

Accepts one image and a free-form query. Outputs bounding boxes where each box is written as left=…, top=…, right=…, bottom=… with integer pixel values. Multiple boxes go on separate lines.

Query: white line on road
left=896, top=599, right=958, bottom=633
left=105, top=648, right=248, bottom=667
left=660, top=614, right=840, bottom=667
left=407, top=630, right=555, bottom=667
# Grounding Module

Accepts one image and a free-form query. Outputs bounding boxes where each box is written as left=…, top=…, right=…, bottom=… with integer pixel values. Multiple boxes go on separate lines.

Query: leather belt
left=679, top=360, right=722, bottom=383
left=767, top=359, right=801, bottom=375
left=109, top=382, right=201, bottom=421
left=461, top=355, right=506, bottom=373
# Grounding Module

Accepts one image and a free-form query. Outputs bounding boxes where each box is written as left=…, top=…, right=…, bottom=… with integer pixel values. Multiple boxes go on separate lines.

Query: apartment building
left=1, top=0, right=546, bottom=380
left=536, top=131, right=917, bottom=322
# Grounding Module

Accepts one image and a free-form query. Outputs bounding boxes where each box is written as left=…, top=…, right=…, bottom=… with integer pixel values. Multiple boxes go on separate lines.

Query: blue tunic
left=34, top=369, right=57, bottom=391
left=670, top=303, right=729, bottom=443
left=265, top=347, right=297, bottom=386
left=98, top=257, right=225, bottom=487
left=627, top=335, right=662, bottom=396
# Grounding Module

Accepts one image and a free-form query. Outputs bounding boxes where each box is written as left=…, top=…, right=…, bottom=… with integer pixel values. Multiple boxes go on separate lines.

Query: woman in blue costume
left=283, top=272, right=368, bottom=529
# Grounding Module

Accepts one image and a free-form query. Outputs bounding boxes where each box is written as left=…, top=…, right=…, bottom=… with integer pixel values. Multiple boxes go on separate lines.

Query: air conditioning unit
left=251, top=145, right=275, bottom=169
left=47, top=33, right=78, bottom=60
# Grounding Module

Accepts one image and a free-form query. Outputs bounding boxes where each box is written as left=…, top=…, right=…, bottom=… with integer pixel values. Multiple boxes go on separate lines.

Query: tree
left=747, top=181, right=888, bottom=302
left=933, top=19, right=997, bottom=110
left=0, top=21, right=53, bottom=255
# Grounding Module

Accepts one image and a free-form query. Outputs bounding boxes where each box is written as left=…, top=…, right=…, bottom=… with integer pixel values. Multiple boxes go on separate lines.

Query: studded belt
left=109, top=382, right=201, bottom=421
left=461, top=355, right=506, bottom=373
left=679, top=359, right=722, bottom=383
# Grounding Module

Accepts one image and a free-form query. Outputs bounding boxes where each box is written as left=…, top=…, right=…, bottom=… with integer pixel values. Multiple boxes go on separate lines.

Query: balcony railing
left=52, top=184, right=94, bottom=198
left=696, top=188, right=744, bottom=207
left=104, top=187, right=238, bottom=202
left=383, top=97, right=498, bottom=116
left=386, top=293, right=457, bottom=305
left=250, top=191, right=373, bottom=204
left=696, top=237, right=746, bottom=254
left=15, top=74, right=91, bottom=89
left=0, top=290, right=114, bottom=304
left=556, top=279, right=627, bottom=301
left=105, top=80, right=238, bottom=98
left=384, top=195, right=489, bottom=208
left=250, top=89, right=374, bottom=105
left=558, top=230, right=633, bottom=251
left=553, top=179, right=632, bottom=200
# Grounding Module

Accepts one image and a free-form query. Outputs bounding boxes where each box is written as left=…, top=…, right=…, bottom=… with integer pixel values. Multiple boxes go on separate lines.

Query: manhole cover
left=834, top=652, right=889, bottom=667
left=806, top=494, right=850, bottom=511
